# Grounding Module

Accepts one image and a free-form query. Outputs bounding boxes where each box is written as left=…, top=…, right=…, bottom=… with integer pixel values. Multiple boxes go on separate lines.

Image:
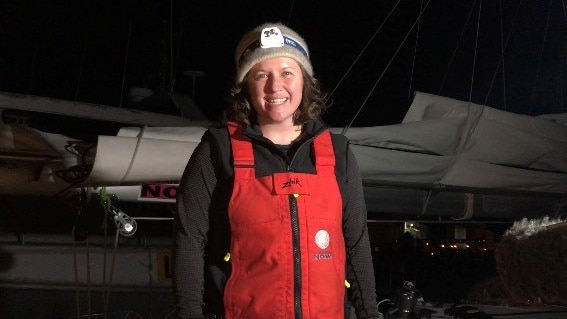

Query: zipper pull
left=224, top=252, right=231, bottom=262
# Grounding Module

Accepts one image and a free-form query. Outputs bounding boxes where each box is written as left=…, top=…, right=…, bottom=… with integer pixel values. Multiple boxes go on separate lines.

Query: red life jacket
left=224, top=122, right=346, bottom=319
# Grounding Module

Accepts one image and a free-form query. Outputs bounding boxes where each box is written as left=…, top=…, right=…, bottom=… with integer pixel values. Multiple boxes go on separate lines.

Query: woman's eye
left=282, top=71, right=293, bottom=77
left=254, top=73, right=268, bottom=80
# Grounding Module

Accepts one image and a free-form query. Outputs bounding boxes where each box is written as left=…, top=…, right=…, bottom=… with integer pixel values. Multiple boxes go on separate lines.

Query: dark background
left=1, top=0, right=565, bottom=132
left=0, top=1, right=564, bottom=314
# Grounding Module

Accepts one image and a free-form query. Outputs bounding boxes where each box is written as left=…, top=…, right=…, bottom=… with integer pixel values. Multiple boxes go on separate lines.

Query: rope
left=52, top=143, right=96, bottom=198
left=72, top=235, right=81, bottom=318
left=71, top=189, right=92, bottom=319
left=99, top=187, right=111, bottom=213
left=342, top=0, right=432, bottom=135
left=119, top=126, right=146, bottom=184
left=99, top=186, right=112, bottom=311
left=86, top=239, right=92, bottom=318
left=104, top=229, right=121, bottom=318
left=326, top=0, right=403, bottom=104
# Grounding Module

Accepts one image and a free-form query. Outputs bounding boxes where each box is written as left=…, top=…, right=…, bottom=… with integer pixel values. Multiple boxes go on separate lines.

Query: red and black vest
left=223, top=122, right=346, bottom=318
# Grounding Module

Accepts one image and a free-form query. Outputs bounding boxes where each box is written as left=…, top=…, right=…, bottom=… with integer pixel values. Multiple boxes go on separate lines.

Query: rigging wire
left=74, top=0, right=92, bottom=101
left=286, top=0, right=296, bottom=25
left=119, top=21, right=132, bottom=108
left=326, top=0, right=403, bottom=104
left=561, top=37, right=566, bottom=113
left=560, top=0, right=566, bottom=112
left=484, top=0, right=509, bottom=108
left=342, top=0, right=432, bottom=135
left=560, top=53, right=566, bottom=113
left=498, top=0, right=507, bottom=111
left=408, top=0, right=424, bottom=100
left=75, top=37, right=88, bottom=101
left=170, top=0, right=174, bottom=92
left=561, top=0, right=566, bottom=112
left=483, top=0, right=523, bottom=107
left=468, top=0, right=483, bottom=102
left=436, top=0, right=478, bottom=97
left=529, top=0, right=554, bottom=115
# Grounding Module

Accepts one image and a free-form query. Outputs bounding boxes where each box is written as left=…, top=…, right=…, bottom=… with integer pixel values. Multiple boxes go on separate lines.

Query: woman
left=173, top=22, right=380, bottom=319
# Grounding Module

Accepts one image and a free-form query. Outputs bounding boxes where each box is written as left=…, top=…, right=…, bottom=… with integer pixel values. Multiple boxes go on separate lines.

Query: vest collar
left=242, top=120, right=329, bottom=144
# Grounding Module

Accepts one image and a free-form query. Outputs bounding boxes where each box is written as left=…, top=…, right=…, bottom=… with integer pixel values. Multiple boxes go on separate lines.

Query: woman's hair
left=225, top=65, right=328, bottom=126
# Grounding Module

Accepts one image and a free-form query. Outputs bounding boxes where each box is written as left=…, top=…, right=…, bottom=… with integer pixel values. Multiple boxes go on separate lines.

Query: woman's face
left=246, top=57, right=304, bottom=126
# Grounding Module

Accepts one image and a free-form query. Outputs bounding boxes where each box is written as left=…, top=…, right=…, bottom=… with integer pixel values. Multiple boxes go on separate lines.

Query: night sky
left=1, top=0, right=565, bottom=131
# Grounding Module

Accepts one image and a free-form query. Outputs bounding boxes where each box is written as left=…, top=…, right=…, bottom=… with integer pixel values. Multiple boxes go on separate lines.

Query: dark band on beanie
left=237, top=36, right=310, bottom=67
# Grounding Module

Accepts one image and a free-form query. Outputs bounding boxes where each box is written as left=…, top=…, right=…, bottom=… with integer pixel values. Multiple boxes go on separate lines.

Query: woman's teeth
left=267, top=98, right=287, bottom=104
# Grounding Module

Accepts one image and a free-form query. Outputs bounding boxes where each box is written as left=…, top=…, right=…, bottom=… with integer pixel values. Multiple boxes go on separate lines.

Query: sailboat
left=0, top=0, right=565, bottom=317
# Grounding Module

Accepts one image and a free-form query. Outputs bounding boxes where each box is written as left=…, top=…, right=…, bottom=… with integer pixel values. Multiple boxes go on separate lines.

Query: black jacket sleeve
left=173, top=132, right=218, bottom=319
left=341, top=143, right=381, bottom=318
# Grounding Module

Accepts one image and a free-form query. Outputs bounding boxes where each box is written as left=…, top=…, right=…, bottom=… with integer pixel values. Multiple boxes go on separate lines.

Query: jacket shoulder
left=328, top=131, right=349, bottom=162
left=328, top=131, right=349, bottom=148
left=200, top=126, right=232, bottom=176
left=205, top=126, right=230, bottom=143
left=320, top=131, right=348, bottom=187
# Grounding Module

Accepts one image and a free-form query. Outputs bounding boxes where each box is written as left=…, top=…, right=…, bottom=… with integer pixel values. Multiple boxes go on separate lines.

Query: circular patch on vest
left=315, top=230, right=330, bottom=250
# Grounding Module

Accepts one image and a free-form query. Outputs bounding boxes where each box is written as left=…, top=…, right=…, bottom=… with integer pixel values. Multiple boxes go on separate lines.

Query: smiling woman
left=172, top=22, right=381, bottom=318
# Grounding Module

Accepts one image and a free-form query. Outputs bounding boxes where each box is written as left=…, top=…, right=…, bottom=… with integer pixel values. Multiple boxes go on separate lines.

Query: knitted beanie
left=234, top=23, right=313, bottom=83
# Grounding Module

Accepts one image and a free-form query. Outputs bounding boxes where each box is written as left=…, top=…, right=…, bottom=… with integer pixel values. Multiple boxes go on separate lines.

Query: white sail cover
left=86, top=126, right=207, bottom=184
left=338, top=91, right=567, bottom=194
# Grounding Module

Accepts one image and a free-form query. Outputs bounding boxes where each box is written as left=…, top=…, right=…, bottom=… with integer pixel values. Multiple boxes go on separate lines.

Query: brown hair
left=225, top=65, right=328, bottom=126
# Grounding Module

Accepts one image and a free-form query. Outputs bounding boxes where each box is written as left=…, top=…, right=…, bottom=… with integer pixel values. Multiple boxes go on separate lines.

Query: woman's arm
left=173, top=133, right=218, bottom=318
left=342, top=145, right=381, bottom=318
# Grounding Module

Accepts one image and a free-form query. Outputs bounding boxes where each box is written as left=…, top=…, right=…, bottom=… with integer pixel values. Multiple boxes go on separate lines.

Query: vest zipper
left=285, top=132, right=320, bottom=318
left=289, top=193, right=302, bottom=319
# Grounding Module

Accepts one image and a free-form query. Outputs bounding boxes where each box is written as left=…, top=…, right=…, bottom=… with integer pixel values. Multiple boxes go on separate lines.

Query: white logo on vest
left=314, top=229, right=330, bottom=250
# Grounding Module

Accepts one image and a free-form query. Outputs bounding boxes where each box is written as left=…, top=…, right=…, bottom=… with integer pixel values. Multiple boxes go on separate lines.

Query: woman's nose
left=266, top=75, right=282, bottom=92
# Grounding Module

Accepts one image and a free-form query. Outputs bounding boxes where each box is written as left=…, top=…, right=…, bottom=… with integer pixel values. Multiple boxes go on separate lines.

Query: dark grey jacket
left=173, top=120, right=380, bottom=318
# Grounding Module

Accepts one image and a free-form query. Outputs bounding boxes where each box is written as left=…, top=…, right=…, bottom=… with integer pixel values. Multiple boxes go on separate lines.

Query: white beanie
left=234, top=23, right=313, bottom=83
